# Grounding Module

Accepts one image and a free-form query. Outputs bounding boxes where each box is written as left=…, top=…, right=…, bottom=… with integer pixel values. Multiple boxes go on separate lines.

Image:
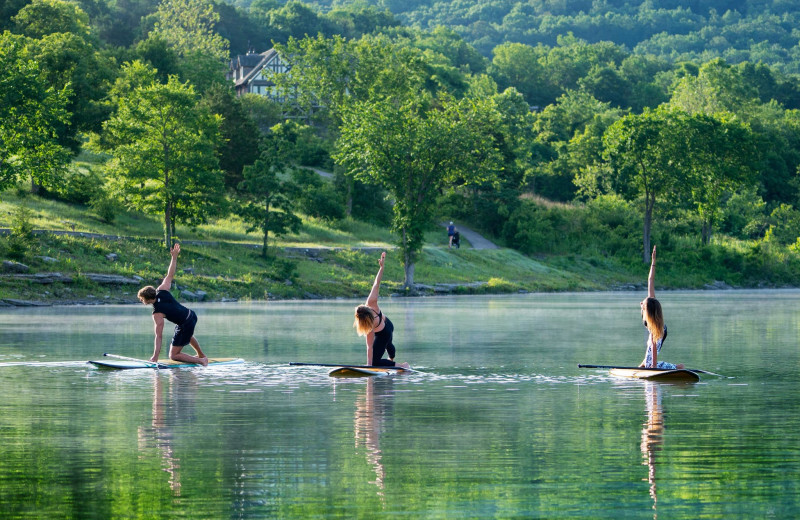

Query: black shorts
left=172, top=311, right=197, bottom=347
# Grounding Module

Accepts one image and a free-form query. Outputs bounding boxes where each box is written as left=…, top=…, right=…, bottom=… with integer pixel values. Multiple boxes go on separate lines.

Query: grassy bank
left=1, top=190, right=798, bottom=306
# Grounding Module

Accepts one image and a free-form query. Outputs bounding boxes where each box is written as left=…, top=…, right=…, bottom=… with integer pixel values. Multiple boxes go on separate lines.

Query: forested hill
left=226, top=0, right=800, bottom=74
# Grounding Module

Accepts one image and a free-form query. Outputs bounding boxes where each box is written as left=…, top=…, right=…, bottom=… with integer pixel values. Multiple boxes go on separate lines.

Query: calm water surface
left=1, top=291, right=799, bottom=518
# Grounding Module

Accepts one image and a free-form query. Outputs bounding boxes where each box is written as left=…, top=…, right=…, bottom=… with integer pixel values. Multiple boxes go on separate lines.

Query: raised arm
left=366, top=252, right=386, bottom=309
left=647, top=245, right=656, bottom=299
left=157, top=243, right=180, bottom=291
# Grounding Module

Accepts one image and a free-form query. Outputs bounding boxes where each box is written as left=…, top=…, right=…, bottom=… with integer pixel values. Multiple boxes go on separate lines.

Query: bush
left=44, top=166, right=104, bottom=204
left=292, top=168, right=345, bottom=221
left=5, top=206, right=35, bottom=260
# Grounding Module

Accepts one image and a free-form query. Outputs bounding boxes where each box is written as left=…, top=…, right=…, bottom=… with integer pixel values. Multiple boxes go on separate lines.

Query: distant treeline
left=4, top=0, right=800, bottom=287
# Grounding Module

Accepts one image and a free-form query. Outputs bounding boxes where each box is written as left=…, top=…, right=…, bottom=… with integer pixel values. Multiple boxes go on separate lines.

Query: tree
left=0, top=32, right=70, bottom=192
left=335, top=93, right=500, bottom=287
left=12, top=0, right=90, bottom=39
left=150, top=0, right=230, bottom=91
left=96, top=64, right=225, bottom=249
left=199, top=83, right=261, bottom=191
left=602, top=107, right=687, bottom=263
left=236, top=134, right=301, bottom=257
left=681, top=113, right=759, bottom=243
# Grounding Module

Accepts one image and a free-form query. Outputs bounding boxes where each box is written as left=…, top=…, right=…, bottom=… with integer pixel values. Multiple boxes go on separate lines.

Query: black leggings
left=372, top=316, right=396, bottom=366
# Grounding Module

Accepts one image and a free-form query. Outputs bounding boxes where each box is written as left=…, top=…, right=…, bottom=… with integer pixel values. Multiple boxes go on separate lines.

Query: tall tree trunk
left=701, top=219, right=712, bottom=245
left=643, top=194, right=653, bottom=263
left=403, top=261, right=415, bottom=289
left=164, top=200, right=173, bottom=250
left=346, top=176, right=353, bottom=217
left=262, top=200, right=270, bottom=258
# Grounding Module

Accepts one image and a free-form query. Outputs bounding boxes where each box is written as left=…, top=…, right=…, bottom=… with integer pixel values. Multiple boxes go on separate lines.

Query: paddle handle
left=104, top=352, right=170, bottom=369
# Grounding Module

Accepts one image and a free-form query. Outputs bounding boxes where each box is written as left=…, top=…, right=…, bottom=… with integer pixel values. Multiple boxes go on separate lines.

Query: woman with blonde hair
left=354, top=252, right=410, bottom=368
left=640, top=245, right=684, bottom=370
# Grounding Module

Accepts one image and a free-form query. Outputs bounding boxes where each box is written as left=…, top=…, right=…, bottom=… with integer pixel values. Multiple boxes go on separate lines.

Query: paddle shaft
left=578, top=364, right=721, bottom=376
left=103, top=353, right=170, bottom=369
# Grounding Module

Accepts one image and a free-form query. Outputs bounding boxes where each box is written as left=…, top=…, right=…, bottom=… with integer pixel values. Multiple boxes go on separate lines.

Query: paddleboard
left=328, top=366, right=411, bottom=378
left=609, top=367, right=700, bottom=382
left=89, top=357, right=244, bottom=370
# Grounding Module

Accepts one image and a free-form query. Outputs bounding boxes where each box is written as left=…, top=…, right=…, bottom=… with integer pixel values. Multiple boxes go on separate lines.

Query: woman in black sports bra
left=354, top=252, right=410, bottom=368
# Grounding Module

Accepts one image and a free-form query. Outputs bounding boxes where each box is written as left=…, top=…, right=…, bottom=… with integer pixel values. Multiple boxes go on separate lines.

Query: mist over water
left=1, top=291, right=798, bottom=518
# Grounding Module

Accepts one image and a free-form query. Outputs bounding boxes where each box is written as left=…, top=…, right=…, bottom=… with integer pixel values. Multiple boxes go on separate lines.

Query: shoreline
left=3, top=282, right=798, bottom=308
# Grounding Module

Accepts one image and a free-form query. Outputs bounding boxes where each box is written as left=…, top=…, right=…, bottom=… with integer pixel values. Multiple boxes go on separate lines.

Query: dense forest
left=4, top=0, right=800, bottom=288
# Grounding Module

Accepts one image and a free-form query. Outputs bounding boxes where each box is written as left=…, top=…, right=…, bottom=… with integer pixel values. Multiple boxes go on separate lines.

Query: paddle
left=103, top=353, right=171, bottom=369
left=578, top=364, right=723, bottom=376
left=289, top=362, right=406, bottom=370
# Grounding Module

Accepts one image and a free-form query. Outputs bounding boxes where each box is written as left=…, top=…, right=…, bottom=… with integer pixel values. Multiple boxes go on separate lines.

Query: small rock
left=2, top=261, right=29, bottom=273
left=195, top=290, right=207, bottom=301
left=284, top=279, right=293, bottom=286
left=106, top=253, right=119, bottom=261
left=182, top=267, right=195, bottom=275
left=35, top=256, right=58, bottom=263
left=181, top=289, right=198, bottom=301
left=132, top=275, right=143, bottom=282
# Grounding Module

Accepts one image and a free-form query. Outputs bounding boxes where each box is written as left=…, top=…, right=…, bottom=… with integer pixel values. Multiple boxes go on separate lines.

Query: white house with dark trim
left=227, top=48, right=290, bottom=100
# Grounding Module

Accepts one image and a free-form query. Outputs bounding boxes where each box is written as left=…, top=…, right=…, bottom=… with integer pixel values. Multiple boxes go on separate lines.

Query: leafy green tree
left=0, top=32, right=70, bottom=192
left=96, top=64, right=225, bottom=249
left=236, top=136, right=301, bottom=256
left=602, top=107, right=687, bottom=263
left=12, top=0, right=90, bottom=39
left=151, top=0, right=230, bottom=91
left=335, top=93, right=501, bottom=287
left=681, top=113, right=759, bottom=243
left=199, top=83, right=261, bottom=191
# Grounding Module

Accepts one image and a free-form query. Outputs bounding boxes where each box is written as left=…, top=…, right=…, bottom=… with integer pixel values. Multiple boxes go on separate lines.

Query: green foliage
left=291, top=168, right=345, bottom=222
left=235, top=135, right=302, bottom=256
left=336, top=92, right=502, bottom=286
left=0, top=32, right=71, bottom=191
left=6, top=205, right=35, bottom=259
left=95, top=63, right=226, bottom=249
left=764, top=204, right=800, bottom=246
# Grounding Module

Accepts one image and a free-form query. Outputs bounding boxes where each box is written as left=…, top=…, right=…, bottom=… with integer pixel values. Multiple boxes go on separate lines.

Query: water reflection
left=640, top=382, right=663, bottom=519
left=137, top=371, right=199, bottom=496
left=353, top=377, right=395, bottom=506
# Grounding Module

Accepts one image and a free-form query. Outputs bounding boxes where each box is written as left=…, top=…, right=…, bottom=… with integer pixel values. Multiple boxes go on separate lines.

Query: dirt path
left=441, top=222, right=499, bottom=250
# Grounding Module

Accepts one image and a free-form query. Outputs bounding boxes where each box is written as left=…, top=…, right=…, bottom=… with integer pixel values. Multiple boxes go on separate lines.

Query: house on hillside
left=227, top=48, right=290, bottom=100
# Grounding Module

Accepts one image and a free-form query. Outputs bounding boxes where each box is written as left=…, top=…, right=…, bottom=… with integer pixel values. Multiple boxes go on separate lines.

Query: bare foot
left=676, top=363, right=685, bottom=369
left=200, top=357, right=209, bottom=367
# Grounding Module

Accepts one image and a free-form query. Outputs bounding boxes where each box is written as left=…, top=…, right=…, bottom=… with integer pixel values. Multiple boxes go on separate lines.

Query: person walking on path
left=137, top=244, right=208, bottom=366
left=639, top=245, right=684, bottom=370
left=447, top=222, right=456, bottom=248
left=353, top=252, right=410, bottom=368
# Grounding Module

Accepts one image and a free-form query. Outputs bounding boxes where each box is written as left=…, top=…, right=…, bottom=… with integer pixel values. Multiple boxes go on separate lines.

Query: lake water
left=1, top=291, right=799, bottom=518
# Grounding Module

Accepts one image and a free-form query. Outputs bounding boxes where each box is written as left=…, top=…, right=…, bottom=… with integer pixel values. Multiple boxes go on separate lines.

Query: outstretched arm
left=647, top=245, right=656, bottom=299
left=366, top=252, right=386, bottom=308
left=150, top=314, right=165, bottom=362
left=157, top=243, right=180, bottom=291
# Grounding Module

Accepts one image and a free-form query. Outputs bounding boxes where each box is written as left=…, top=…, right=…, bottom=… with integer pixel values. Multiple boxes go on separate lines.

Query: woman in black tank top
left=353, top=252, right=410, bottom=368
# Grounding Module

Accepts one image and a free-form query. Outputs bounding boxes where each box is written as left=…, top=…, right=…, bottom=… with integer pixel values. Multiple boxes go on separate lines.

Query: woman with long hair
left=640, top=246, right=684, bottom=370
left=354, top=252, right=410, bottom=368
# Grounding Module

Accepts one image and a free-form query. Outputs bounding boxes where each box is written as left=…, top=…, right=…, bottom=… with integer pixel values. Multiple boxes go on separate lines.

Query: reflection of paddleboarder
left=354, top=252, right=410, bottom=368
left=137, top=244, right=208, bottom=366
left=641, top=382, right=663, bottom=518
left=354, top=377, right=391, bottom=504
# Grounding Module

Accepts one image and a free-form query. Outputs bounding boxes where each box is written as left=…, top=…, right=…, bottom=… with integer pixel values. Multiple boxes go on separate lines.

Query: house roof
left=234, top=48, right=283, bottom=89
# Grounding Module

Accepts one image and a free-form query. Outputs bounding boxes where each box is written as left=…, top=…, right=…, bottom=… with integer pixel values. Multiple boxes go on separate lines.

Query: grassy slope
left=0, top=189, right=735, bottom=305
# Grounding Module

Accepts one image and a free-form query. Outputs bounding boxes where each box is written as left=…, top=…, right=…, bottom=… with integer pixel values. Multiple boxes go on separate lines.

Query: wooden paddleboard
left=89, top=358, right=244, bottom=370
left=328, top=366, right=411, bottom=378
left=609, top=367, right=700, bottom=382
